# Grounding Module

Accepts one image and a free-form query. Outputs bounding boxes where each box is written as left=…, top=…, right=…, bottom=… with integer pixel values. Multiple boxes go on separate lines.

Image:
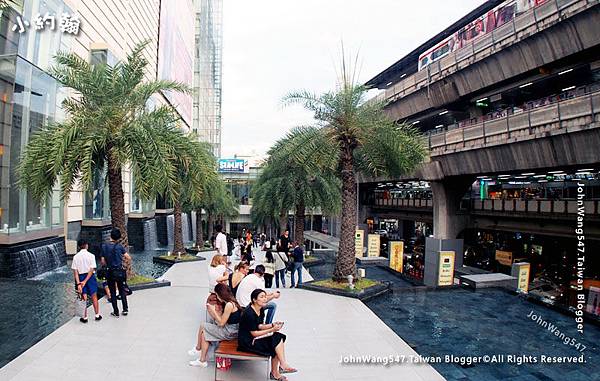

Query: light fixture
left=558, top=68, right=573, bottom=75
left=538, top=179, right=548, bottom=182
left=400, top=73, right=407, bottom=78
left=548, top=170, right=564, bottom=174
left=477, top=176, right=486, bottom=179
left=533, top=174, right=546, bottom=178
left=435, top=124, right=444, bottom=128
left=412, top=120, right=420, bottom=125
left=562, top=86, right=576, bottom=92
left=515, top=176, right=527, bottom=179
left=576, top=168, right=593, bottom=172
left=438, top=110, right=449, bottom=115
left=476, top=97, right=488, bottom=102
left=498, top=175, right=510, bottom=178
left=386, top=81, right=393, bottom=87
left=521, top=172, right=535, bottom=176
left=519, top=82, right=533, bottom=88
left=482, top=178, right=493, bottom=181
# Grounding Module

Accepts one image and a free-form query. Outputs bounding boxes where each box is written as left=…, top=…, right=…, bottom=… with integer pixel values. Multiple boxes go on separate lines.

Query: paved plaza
left=0, top=251, right=444, bottom=381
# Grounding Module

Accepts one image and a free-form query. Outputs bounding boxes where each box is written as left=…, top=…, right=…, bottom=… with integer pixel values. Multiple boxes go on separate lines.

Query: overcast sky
left=220, top=0, right=485, bottom=158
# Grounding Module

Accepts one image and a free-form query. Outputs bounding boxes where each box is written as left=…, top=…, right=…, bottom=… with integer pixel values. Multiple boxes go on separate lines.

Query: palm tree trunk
left=195, top=209, right=203, bottom=248
left=278, top=212, right=287, bottom=236
left=207, top=212, right=214, bottom=245
left=107, top=151, right=133, bottom=278
left=173, top=201, right=185, bottom=254
left=333, top=145, right=357, bottom=281
left=294, top=201, right=306, bottom=249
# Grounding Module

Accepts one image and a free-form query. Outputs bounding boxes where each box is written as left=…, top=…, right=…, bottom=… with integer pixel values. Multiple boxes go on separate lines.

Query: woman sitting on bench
left=238, top=289, right=297, bottom=380
left=189, top=283, right=242, bottom=367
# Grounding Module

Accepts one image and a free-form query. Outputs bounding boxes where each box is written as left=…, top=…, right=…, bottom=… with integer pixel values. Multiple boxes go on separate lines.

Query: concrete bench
left=214, top=339, right=270, bottom=380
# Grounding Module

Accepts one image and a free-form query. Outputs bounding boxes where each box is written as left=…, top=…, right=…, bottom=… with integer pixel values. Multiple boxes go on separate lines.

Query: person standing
left=214, top=225, right=228, bottom=256
left=273, top=250, right=287, bottom=288
left=278, top=230, right=291, bottom=255
left=262, top=250, right=275, bottom=288
left=290, top=242, right=304, bottom=288
left=72, top=239, right=102, bottom=323
left=101, top=228, right=131, bottom=317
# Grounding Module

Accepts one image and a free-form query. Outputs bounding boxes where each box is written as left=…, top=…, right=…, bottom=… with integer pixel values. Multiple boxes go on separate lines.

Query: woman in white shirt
left=208, top=255, right=229, bottom=292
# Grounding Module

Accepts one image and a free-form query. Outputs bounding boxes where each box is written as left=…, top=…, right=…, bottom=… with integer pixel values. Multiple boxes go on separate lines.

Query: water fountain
left=142, top=218, right=158, bottom=250
left=0, top=237, right=66, bottom=278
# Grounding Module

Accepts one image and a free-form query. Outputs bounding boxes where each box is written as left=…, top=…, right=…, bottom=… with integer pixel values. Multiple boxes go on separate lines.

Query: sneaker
left=188, top=347, right=201, bottom=356
left=111, top=312, right=119, bottom=318
left=189, top=360, right=208, bottom=367
left=122, top=310, right=128, bottom=316
left=95, top=315, right=103, bottom=321
left=79, top=317, right=88, bottom=323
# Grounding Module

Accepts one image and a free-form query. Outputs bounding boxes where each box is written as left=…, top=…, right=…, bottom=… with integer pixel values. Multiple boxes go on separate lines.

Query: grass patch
left=159, top=254, right=198, bottom=261
left=127, top=274, right=155, bottom=285
left=312, top=278, right=379, bottom=292
left=304, top=256, right=320, bottom=264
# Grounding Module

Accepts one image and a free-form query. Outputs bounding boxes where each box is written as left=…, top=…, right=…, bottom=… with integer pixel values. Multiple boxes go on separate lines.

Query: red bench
left=214, top=339, right=270, bottom=380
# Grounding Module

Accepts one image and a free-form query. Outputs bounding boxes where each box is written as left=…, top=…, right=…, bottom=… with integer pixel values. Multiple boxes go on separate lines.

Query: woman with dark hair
left=228, top=261, right=249, bottom=297
left=242, top=241, right=254, bottom=264
left=263, top=250, right=275, bottom=288
left=238, top=289, right=297, bottom=380
left=189, top=283, right=242, bottom=367
left=100, top=228, right=131, bottom=317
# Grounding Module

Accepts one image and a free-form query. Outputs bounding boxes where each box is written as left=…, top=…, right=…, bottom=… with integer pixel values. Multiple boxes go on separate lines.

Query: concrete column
left=430, top=176, right=473, bottom=240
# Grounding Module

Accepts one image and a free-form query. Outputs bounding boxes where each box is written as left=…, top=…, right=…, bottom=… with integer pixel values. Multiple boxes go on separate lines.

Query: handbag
left=123, top=282, right=133, bottom=296
left=108, top=244, right=126, bottom=281
left=75, top=294, right=87, bottom=318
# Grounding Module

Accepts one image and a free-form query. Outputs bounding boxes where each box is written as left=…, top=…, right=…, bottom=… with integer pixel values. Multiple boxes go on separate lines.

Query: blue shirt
left=292, top=247, right=304, bottom=263
left=101, top=243, right=127, bottom=268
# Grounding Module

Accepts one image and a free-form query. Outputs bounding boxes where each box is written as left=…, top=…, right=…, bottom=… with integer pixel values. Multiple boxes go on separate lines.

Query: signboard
left=587, top=287, right=600, bottom=316
left=355, top=229, right=364, bottom=258
left=389, top=241, right=404, bottom=273
left=495, top=250, right=513, bottom=266
left=367, top=234, right=380, bottom=257
left=218, top=159, right=249, bottom=173
left=515, top=262, right=530, bottom=293
left=438, top=251, right=455, bottom=286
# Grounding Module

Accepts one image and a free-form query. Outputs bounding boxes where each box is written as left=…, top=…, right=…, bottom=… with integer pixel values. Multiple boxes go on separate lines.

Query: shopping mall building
left=361, top=0, right=599, bottom=314
left=0, top=0, right=224, bottom=277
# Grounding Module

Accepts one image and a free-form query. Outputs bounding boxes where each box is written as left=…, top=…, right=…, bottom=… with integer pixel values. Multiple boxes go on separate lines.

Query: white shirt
left=208, top=264, right=227, bottom=291
left=215, top=232, right=228, bottom=255
left=236, top=274, right=265, bottom=307
left=71, top=249, right=97, bottom=275
left=273, top=252, right=288, bottom=272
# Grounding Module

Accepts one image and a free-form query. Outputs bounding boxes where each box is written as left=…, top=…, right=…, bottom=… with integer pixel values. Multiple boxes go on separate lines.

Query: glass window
left=84, top=167, right=110, bottom=220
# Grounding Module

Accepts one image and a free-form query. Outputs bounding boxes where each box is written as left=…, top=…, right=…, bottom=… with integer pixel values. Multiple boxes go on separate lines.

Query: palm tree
left=282, top=71, right=427, bottom=281
left=18, top=41, right=188, bottom=254
left=255, top=127, right=342, bottom=248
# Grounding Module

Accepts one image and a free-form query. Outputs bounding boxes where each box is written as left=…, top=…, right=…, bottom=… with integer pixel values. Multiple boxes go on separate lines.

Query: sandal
left=269, top=372, right=288, bottom=381
left=279, top=366, right=298, bottom=374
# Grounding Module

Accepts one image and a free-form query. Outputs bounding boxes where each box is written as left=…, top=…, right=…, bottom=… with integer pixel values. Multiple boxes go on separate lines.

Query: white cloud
left=221, top=0, right=485, bottom=157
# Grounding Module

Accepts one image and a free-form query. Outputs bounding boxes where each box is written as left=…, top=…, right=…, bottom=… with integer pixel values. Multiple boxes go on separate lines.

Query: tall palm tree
left=255, top=127, right=342, bottom=248
left=18, top=41, right=188, bottom=253
left=282, top=72, right=427, bottom=281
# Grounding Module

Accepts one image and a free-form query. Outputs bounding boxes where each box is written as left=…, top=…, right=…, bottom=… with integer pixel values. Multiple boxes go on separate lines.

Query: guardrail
left=427, top=90, right=600, bottom=155
left=470, top=199, right=599, bottom=216
left=374, top=0, right=587, bottom=105
left=373, top=198, right=433, bottom=208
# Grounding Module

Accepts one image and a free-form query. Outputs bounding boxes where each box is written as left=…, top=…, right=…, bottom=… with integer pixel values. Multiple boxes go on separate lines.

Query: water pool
left=0, top=248, right=171, bottom=368
left=366, top=288, right=600, bottom=381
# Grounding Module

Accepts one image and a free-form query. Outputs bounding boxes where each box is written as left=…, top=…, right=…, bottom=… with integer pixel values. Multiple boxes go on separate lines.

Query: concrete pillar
left=430, top=176, right=473, bottom=240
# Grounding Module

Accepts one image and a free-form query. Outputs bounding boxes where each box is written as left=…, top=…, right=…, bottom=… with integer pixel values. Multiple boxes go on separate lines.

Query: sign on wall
left=355, top=229, right=364, bottom=258
left=438, top=251, right=455, bottom=286
left=218, top=159, right=249, bottom=173
left=389, top=241, right=404, bottom=273
left=495, top=250, right=513, bottom=266
left=367, top=234, right=380, bottom=257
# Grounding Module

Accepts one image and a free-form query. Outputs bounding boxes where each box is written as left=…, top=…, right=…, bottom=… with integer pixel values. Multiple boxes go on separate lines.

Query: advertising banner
left=438, top=251, right=455, bottom=286
left=515, top=262, right=531, bottom=293
left=389, top=241, right=404, bottom=273
left=367, top=234, right=380, bottom=257
left=355, top=229, right=364, bottom=258
left=218, top=159, right=249, bottom=173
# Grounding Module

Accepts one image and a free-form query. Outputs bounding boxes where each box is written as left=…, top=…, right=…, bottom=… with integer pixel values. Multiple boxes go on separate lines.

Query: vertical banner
left=355, top=229, right=364, bottom=258
left=516, top=263, right=531, bottom=293
left=438, top=251, right=455, bottom=286
left=389, top=241, right=404, bottom=272
left=367, top=234, right=380, bottom=257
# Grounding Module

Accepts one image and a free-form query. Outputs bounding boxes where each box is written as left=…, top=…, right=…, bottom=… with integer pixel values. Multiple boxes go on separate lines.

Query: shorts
left=78, top=273, right=98, bottom=296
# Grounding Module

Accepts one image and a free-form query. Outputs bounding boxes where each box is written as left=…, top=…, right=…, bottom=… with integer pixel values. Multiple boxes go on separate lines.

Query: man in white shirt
left=236, top=265, right=280, bottom=324
left=71, top=239, right=102, bottom=323
left=214, top=224, right=228, bottom=256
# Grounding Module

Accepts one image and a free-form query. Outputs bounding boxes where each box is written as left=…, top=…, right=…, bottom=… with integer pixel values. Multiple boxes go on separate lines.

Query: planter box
left=298, top=281, right=391, bottom=301
left=153, top=256, right=206, bottom=265
left=186, top=247, right=214, bottom=254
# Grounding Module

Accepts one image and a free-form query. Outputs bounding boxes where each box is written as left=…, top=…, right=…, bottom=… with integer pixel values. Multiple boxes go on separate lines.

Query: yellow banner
left=355, top=229, right=364, bottom=258
left=516, top=263, right=530, bottom=293
left=367, top=234, right=380, bottom=257
left=438, top=251, right=455, bottom=286
left=389, top=241, right=404, bottom=273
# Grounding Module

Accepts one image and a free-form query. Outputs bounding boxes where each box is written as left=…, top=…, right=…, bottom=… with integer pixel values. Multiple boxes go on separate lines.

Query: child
left=71, top=239, right=102, bottom=323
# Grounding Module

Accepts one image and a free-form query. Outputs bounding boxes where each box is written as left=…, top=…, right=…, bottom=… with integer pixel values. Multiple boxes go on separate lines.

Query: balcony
left=426, top=89, right=600, bottom=156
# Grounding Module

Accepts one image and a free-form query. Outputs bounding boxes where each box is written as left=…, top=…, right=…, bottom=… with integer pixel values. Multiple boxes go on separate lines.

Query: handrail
left=377, top=0, right=586, bottom=106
